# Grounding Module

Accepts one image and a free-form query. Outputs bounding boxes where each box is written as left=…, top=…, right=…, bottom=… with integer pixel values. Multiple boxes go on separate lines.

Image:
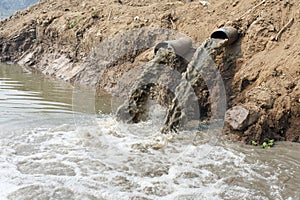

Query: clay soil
left=0, top=0, right=299, bottom=144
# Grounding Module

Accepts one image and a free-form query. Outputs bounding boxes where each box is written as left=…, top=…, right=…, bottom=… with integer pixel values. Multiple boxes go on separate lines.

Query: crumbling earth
left=0, top=0, right=299, bottom=144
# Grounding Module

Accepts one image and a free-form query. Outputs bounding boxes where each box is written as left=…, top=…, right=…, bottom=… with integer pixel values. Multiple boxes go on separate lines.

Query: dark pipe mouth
left=211, top=31, right=228, bottom=40
left=210, top=27, right=239, bottom=45
left=154, top=42, right=168, bottom=54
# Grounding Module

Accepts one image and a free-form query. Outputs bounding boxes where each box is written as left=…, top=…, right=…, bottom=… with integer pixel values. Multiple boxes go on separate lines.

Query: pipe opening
left=154, top=42, right=168, bottom=54
left=210, top=27, right=239, bottom=45
left=154, top=37, right=192, bottom=57
left=211, top=31, right=228, bottom=40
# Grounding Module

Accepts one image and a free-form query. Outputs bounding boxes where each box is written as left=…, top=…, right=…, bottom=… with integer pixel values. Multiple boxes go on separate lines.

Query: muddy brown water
left=0, top=63, right=299, bottom=199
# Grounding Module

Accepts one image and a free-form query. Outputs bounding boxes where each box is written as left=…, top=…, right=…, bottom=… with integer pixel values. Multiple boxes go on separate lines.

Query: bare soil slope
left=0, top=0, right=299, bottom=143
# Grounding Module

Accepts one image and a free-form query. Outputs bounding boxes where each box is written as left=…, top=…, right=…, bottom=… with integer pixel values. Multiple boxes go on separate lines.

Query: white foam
left=0, top=115, right=299, bottom=199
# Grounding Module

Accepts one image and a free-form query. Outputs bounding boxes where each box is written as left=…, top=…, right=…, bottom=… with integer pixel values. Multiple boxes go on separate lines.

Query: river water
left=0, top=63, right=299, bottom=200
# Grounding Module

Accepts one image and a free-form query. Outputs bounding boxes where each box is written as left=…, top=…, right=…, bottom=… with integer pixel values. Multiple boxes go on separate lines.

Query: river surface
left=0, top=63, right=299, bottom=200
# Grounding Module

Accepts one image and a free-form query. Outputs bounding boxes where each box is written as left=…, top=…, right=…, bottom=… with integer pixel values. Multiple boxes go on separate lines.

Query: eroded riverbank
left=0, top=0, right=299, bottom=144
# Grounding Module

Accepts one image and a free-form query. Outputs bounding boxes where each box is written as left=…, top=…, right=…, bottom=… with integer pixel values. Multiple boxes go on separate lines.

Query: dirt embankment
left=0, top=0, right=299, bottom=144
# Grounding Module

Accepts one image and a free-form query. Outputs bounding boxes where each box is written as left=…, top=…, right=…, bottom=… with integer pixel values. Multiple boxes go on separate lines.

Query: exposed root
left=239, top=0, right=266, bottom=20
left=274, top=18, right=294, bottom=41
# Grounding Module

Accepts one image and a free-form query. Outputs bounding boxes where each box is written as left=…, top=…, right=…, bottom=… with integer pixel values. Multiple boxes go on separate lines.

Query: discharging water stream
left=0, top=63, right=300, bottom=199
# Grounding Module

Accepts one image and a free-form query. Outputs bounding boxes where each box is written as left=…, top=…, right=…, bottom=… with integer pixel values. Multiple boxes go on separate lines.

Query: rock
left=225, top=103, right=261, bottom=131
left=199, top=1, right=210, bottom=7
left=225, top=105, right=249, bottom=130
left=245, top=86, right=275, bottom=109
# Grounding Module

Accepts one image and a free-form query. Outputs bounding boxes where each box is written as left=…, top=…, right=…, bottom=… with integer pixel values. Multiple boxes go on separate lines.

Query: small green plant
left=68, top=19, right=79, bottom=29
left=251, top=141, right=258, bottom=146
left=68, top=16, right=86, bottom=29
left=251, top=138, right=274, bottom=149
left=260, top=138, right=274, bottom=149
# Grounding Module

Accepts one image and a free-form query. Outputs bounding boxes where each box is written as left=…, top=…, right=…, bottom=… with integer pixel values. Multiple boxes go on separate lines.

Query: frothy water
left=0, top=63, right=300, bottom=199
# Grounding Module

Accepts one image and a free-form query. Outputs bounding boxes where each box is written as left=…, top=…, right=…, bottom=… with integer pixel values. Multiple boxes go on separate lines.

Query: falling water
left=162, top=38, right=228, bottom=133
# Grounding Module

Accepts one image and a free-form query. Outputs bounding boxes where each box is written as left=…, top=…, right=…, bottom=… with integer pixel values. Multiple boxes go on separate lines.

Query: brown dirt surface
left=0, top=0, right=299, bottom=144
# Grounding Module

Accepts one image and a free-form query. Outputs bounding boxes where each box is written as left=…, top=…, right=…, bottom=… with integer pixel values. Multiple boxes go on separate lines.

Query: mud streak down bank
left=162, top=38, right=228, bottom=133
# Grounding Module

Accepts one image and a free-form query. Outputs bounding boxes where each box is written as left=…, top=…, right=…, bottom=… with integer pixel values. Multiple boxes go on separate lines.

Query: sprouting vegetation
left=68, top=16, right=86, bottom=29
left=252, top=138, right=275, bottom=149
left=68, top=19, right=79, bottom=29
